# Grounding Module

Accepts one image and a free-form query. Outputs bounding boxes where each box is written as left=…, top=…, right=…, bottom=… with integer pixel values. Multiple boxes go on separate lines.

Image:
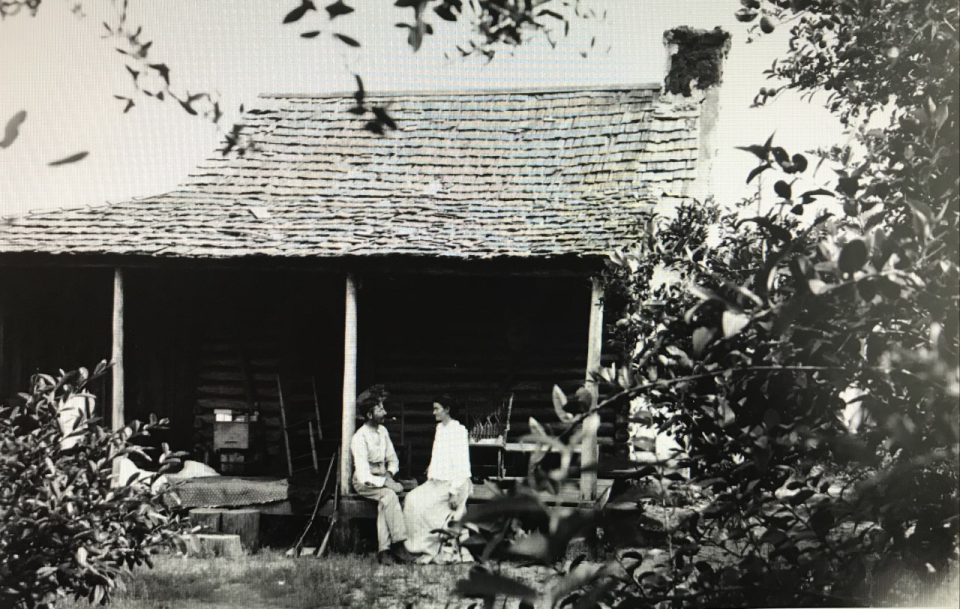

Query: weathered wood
left=220, top=509, right=260, bottom=552
left=582, top=278, right=604, bottom=501
left=185, top=533, right=244, bottom=558
left=340, top=273, right=358, bottom=495
left=188, top=507, right=222, bottom=533
left=278, top=376, right=293, bottom=477
left=111, top=268, right=125, bottom=431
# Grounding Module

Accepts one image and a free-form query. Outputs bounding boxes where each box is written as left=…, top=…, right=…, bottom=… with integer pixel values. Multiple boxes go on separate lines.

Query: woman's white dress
left=403, top=419, right=474, bottom=564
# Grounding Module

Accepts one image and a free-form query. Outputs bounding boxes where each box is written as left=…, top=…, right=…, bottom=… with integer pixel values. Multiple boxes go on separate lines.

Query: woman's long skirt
left=403, top=479, right=474, bottom=564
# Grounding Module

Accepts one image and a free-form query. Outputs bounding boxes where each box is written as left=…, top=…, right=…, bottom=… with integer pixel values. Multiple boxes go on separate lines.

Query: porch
left=0, top=258, right=619, bottom=509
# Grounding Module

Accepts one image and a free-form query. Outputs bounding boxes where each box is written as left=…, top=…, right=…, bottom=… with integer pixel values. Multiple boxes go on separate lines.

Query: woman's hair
left=432, top=395, right=459, bottom=417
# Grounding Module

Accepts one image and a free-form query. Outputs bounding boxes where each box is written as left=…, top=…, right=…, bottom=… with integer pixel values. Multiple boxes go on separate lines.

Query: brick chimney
left=663, top=26, right=731, bottom=202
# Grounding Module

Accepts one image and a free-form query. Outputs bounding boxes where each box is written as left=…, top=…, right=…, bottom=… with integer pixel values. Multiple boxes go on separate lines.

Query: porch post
left=581, top=277, right=604, bottom=501
left=111, top=268, right=125, bottom=431
left=340, top=273, right=358, bottom=495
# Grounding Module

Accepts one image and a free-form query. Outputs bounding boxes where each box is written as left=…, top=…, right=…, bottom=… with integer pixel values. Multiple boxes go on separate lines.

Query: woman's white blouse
left=426, top=420, right=472, bottom=493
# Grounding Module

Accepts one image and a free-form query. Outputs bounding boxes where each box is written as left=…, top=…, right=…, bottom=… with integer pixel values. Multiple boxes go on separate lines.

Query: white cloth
left=425, top=420, right=472, bottom=494
left=404, top=419, right=474, bottom=563
left=350, top=424, right=399, bottom=489
left=404, top=479, right=474, bottom=563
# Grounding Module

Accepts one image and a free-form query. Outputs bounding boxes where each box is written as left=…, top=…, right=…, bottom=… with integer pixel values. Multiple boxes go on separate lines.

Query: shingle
left=0, top=85, right=703, bottom=260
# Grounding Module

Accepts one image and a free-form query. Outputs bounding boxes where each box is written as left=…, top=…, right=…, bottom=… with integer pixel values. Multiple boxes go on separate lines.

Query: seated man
left=403, top=397, right=474, bottom=564
left=350, top=385, right=416, bottom=565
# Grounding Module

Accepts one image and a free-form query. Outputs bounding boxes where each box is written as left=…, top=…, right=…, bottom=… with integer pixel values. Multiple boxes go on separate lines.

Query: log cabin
left=0, top=31, right=728, bottom=512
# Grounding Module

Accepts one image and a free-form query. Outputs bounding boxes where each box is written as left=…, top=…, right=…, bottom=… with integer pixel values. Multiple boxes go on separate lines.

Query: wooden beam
left=581, top=277, right=604, bottom=501
left=0, top=305, right=5, bottom=398
left=111, top=268, right=125, bottom=431
left=340, top=273, right=358, bottom=495
left=585, top=277, right=604, bottom=389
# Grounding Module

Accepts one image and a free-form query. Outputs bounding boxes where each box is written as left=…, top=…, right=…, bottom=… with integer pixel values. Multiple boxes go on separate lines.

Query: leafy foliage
left=0, top=365, right=188, bottom=609
left=451, top=1, right=958, bottom=606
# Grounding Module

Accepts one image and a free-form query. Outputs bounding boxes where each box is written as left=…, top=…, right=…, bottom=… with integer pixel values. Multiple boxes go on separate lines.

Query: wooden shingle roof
left=0, top=85, right=704, bottom=260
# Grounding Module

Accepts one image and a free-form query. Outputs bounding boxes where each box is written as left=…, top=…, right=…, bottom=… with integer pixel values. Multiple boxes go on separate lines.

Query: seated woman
left=403, top=398, right=474, bottom=564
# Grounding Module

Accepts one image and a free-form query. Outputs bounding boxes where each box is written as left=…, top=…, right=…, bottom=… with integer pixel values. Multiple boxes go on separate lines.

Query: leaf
left=790, top=153, right=808, bottom=173
left=353, top=74, right=365, bottom=107
left=0, top=110, right=27, bottom=149
left=799, top=188, right=835, bottom=205
left=538, top=9, right=564, bottom=20
left=770, top=146, right=790, bottom=166
left=737, top=217, right=791, bottom=243
left=435, top=4, right=459, bottom=21
left=788, top=489, right=816, bottom=505
left=552, top=385, right=573, bottom=422
left=807, top=279, right=831, bottom=295
left=736, top=144, right=769, bottom=161
left=334, top=33, right=361, bottom=47
left=325, top=0, right=354, bottom=19
left=300, top=30, right=322, bottom=38
left=529, top=416, right=548, bottom=438
left=721, top=310, right=750, bottom=339
left=48, top=151, right=89, bottom=166
left=763, top=408, right=780, bottom=430
left=933, top=103, right=949, bottom=130
left=810, top=507, right=835, bottom=537
left=790, top=204, right=804, bottom=215
left=746, top=163, right=771, bottom=184
left=149, top=63, right=170, bottom=85
left=545, top=563, right=606, bottom=607
left=178, top=96, right=199, bottom=116
left=456, top=568, right=537, bottom=601
left=838, top=240, right=868, bottom=274
left=371, top=106, right=397, bottom=130
left=692, top=327, right=715, bottom=356
left=283, top=0, right=317, bottom=24
left=510, top=531, right=551, bottom=561
left=773, top=180, right=792, bottom=199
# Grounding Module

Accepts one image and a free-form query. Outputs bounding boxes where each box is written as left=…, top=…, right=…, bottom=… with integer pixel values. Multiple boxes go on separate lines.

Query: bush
left=0, top=364, right=187, bottom=609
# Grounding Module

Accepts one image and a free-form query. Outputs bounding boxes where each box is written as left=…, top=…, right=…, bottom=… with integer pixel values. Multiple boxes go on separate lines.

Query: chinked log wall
left=362, top=274, right=615, bottom=477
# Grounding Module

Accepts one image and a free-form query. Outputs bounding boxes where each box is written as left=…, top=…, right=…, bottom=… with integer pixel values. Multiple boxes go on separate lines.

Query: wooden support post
left=0, top=305, right=5, bottom=398
left=581, top=277, right=604, bottom=501
left=111, top=268, right=125, bottom=431
left=340, top=273, right=359, bottom=495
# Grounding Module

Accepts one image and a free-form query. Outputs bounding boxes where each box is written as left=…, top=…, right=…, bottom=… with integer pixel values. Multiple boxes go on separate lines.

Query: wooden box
left=214, top=421, right=251, bottom=450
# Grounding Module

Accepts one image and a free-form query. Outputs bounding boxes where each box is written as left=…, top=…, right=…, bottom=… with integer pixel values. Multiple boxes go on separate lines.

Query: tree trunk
left=188, top=507, right=222, bottom=533
left=187, top=534, right=244, bottom=558
left=220, top=508, right=260, bottom=553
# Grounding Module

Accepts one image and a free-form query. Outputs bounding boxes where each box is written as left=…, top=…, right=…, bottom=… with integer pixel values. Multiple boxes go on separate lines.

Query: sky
left=0, top=0, right=845, bottom=217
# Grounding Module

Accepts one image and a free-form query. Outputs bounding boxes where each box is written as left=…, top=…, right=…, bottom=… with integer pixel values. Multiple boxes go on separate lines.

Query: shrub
left=0, top=364, right=187, bottom=609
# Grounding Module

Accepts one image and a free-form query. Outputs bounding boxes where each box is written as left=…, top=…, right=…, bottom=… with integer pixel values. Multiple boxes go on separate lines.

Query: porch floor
left=325, top=478, right=614, bottom=520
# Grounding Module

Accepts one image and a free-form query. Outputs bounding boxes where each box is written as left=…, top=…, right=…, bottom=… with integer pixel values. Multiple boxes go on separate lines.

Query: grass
left=54, top=550, right=480, bottom=609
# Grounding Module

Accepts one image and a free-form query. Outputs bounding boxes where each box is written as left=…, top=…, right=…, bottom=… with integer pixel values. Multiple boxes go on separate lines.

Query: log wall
left=360, top=274, right=614, bottom=477
left=0, top=267, right=113, bottom=408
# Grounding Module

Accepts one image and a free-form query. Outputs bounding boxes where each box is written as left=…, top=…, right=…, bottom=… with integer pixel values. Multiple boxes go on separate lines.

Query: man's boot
left=377, top=550, right=399, bottom=565
left=391, top=541, right=417, bottom=564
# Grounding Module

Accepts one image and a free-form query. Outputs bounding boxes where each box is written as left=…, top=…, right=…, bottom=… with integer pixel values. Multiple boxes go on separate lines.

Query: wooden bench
left=322, top=478, right=613, bottom=520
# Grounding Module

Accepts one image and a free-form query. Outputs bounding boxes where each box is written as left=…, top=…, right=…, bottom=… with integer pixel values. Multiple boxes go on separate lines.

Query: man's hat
left=356, top=384, right=389, bottom=412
